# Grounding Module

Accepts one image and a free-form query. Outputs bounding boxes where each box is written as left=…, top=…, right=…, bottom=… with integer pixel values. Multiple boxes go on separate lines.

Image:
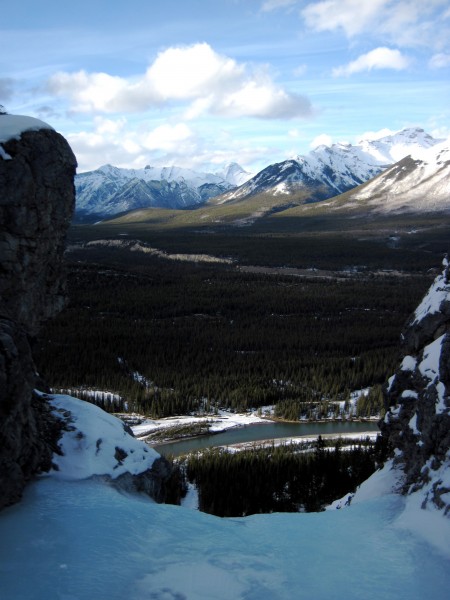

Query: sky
left=1, top=0, right=450, bottom=173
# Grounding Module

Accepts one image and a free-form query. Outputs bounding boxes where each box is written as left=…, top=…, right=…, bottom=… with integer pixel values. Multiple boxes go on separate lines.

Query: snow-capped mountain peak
left=74, top=161, right=253, bottom=221
left=220, top=127, right=445, bottom=205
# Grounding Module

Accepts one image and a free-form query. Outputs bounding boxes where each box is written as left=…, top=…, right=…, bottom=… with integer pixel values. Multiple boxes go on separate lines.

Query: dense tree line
left=34, top=243, right=432, bottom=417
left=184, top=436, right=388, bottom=516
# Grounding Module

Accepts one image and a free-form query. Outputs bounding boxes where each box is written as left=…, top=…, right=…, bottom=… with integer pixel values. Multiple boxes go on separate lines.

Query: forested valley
left=34, top=231, right=433, bottom=421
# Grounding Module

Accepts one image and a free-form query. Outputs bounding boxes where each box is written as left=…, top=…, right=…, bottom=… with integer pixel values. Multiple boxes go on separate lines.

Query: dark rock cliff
left=380, top=258, right=450, bottom=514
left=0, top=115, right=179, bottom=509
left=0, top=116, right=77, bottom=509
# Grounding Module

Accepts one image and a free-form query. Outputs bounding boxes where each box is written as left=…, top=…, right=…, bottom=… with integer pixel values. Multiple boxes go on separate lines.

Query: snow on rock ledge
left=0, top=114, right=53, bottom=143
left=0, top=114, right=54, bottom=160
left=45, top=393, right=174, bottom=503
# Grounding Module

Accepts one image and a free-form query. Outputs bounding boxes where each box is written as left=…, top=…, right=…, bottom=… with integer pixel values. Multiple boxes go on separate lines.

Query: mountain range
left=74, top=127, right=449, bottom=222
left=215, top=127, right=443, bottom=204
left=74, top=162, right=253, bottom=222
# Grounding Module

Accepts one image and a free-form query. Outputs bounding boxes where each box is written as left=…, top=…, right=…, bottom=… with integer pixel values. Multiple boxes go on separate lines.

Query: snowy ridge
left=220, top=127, right=445, bottom=205
left=75, top=161, right=253, bottom=218
left=349, top=139, right=450, bottom=213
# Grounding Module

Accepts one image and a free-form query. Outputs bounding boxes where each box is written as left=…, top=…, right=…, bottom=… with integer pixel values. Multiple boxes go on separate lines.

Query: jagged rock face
left=0, top=122, right=77, bottom=509
left=0, top=128, right=77, bottom=334
left=380, top=260, right=450, bottom=513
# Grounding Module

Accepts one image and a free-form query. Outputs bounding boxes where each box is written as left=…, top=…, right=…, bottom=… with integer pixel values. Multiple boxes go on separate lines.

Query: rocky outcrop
left=380, top=258, right=450, bottom=514
left=0, top=117, right=179, bottom=509
left=0, top=115, right=77, bottom=509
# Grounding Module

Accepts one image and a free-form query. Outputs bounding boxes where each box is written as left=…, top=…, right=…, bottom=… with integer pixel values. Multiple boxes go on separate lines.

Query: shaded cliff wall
left=381, top=259, right=450, bottom=514
left=0, top=117, right=77, bottom=508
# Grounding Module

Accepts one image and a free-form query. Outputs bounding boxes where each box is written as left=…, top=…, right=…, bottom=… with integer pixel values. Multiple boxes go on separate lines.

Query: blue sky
left=1, top=0, right=449, bottom=173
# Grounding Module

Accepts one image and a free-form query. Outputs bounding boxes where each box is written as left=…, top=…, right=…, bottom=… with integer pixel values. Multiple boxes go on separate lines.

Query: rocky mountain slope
left=380, top=257, right=450, bottom=514
left=217, top=127, right=443, bottom=205
left=340, top=140, right=450, bottom=213
left=74, top=161, right=252, bottom=222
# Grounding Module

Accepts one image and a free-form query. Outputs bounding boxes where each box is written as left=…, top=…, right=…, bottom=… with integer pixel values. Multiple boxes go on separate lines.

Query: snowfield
left=1, top=471, right=449, bottom=600
left=0, top=394, right=449, bottom=599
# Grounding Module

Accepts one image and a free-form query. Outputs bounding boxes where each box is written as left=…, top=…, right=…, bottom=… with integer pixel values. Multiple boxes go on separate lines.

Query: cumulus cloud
left=68, top=118, right=198, bottom=172
left=66, top=115, right=275, bottom=174
left=429, top=53, right=450, bottom=69
left=332, top=47, right=410, bottom=76
left=47, top=42, right=312, bottom=120
left=141, top=123, right=194, bottom=151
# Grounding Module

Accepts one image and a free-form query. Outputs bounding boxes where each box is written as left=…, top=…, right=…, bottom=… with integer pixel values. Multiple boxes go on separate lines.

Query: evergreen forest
left=33, top=227, right=435, bottom=420
left=183, top=435, right=388, bottom=516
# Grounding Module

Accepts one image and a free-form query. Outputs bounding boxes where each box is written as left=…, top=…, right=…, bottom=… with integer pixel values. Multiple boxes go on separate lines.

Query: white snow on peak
left=351, top=137, right=450, bottom=212
left=357, top=127, right=442, bottom=163
left=215, top=162, right=254, bottom=186
left=46, top=393, right=159, bottom=480
left=87, top=161, right=252, bottom=189
left=0, top=114, right=53, bottom=144
left=294, top=127, right=442, bottom=174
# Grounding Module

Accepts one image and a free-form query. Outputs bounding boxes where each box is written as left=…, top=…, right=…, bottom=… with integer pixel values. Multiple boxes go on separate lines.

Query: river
left=153, top=420, right=379, bottom=457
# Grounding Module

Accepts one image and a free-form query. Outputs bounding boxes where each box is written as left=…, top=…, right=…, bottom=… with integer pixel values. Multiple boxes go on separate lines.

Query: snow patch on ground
left=132, top=409, right=267, bottom=439
left=47, top=393, right=159, bottom=480
left=413, top=265, right=450, bottom=323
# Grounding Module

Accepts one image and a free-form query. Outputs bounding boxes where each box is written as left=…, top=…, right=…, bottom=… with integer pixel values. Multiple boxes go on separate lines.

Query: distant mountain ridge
left=74, top=127, right=446, bottom=222
left=217, top=127, right=443, bottom=205
left=74, top=162, right=253, bottom=222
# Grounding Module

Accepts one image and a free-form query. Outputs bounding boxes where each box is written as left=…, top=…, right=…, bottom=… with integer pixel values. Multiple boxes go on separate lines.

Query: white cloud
left=332, top=47, right=410, bottom=77
left=429, top=53, right=450, bottom=69
left=310, top=133, right=333, bottom=148
left=47, top=71, right=139, bottom=113
left=66, top=115, right=274, bottom=174
left=300, top=0, right=450, bottom=49
left=141, top=123, right=194, bottom=152
left=215, top=79, right=312, bottom=119
left=46, top=42, right=312, bottom=121
left=145, top=44, right=244, bottom=100
left=302, top=0, right=388, bottom=37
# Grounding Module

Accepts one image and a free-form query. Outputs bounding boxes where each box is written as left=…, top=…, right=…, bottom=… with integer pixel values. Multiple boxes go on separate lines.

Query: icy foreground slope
left=0, top=393, right=449, bottom=599
left=1, top=473, right=449, bottom=600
